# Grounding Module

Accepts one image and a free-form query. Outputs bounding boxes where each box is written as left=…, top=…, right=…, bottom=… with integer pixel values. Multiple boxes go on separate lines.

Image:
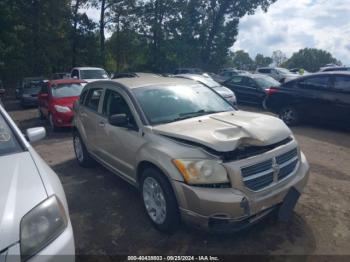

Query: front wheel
left=73, top=131, right=95, bottom=167
left=141, top=168, right=180, bottom=233
left=279, top=106, right=300, bottom=126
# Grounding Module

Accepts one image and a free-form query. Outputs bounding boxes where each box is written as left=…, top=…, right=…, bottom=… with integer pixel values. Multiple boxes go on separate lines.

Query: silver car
left=173, top=74, right=237, bottom=105
left=0, top=105, right=74, bottom=261
left=73, top=76, right=309, bottom=233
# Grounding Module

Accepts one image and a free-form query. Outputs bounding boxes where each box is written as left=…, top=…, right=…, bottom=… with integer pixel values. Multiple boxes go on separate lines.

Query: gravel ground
left=5, top=100, right=350, bottom=257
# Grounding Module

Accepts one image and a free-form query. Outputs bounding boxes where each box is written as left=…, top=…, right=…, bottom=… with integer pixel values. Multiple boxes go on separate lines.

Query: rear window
left=80, top=70, right=108, bottom=80
left=255, top=76, right=281, bottom=89
left=0, top=113, right=22, bottom=156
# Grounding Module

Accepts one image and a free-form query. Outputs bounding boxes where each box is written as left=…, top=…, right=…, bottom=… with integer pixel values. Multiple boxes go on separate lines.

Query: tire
left=73, top=131, right=96, bottom=167
left=140, top=168, right=180, bottom=233
left=279, top=106, right=300, bottom=126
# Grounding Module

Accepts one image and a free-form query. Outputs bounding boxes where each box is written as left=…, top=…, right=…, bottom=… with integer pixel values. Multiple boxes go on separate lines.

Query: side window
left=79, top=89, right=88, bottom=104
left=259, top=69, right=271, bottom=74
left=71, top=70, right=79, bottom=78
left=334, top=76, right=350, bottom=93
left=244, top=78, right=257, bottom=88
left=85, top=88, right=103, bottom=112
left=228, top=76, right=244, bottom=85
left=298, top=76, right=330, bottom=90
left=103, top=89, right=137, bottom=126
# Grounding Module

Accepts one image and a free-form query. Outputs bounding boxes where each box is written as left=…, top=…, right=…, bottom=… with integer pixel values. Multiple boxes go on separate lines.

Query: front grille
left=241, top=148, right=299, bottom=191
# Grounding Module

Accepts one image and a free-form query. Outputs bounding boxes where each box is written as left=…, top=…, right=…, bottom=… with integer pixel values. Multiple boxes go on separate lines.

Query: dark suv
left=264, top=72, right=350, bottom=126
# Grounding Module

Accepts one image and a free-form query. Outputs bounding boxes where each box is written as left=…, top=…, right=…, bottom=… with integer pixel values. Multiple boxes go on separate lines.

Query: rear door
left=79, top=87, right=103, bottom=154
left=296, top=75, right=334, bottom=120
left=331, top=75, right=350, bottom=124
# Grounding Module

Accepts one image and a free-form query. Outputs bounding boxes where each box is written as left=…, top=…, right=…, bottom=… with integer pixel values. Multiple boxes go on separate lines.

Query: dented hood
left=152, top=111, right=292, bottom=152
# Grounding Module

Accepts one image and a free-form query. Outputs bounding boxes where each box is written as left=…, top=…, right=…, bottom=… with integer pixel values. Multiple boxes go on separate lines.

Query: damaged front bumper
left=172, top=152, right=309, bottom=231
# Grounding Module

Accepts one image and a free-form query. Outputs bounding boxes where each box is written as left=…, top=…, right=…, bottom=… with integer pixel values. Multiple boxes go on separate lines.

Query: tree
left=272, top=50, right=287, bottom=66
left=255, top=53, right=272, bottom=68
left=284, top=48, right=342, bottom=72
left=230, top=50, right=254, bottom=70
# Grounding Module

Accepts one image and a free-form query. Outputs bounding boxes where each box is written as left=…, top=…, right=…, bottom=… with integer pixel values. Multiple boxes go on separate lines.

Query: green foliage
left=229, top=50, right=255, bottom=70
left=284, top=48, right=341, bottom=72
left=255, top=53, right=273, bottom=68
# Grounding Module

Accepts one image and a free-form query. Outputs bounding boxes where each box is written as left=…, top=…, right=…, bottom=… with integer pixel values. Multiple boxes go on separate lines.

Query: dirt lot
left=5, top=100, right=350, bottom=257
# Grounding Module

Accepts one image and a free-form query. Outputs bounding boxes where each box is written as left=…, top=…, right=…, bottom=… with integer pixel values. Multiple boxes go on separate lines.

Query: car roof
left=107, top=76, right=197, bottom=89
left=49, top=79, right=86, bottom=85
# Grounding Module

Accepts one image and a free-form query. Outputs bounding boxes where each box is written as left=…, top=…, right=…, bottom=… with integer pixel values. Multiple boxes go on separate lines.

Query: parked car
left=320, top=66, right=350, bottom=72
left=38, top=79, right=86, bottom=131
left=70, top=67, right=109, bottom=83
left=173, top=74, right=237, bottom=105
left=21, top=79, right=48, bottom=107
left=264, top=72, right=350, bottom=126
left=0, top=104, right=74, bottom=261
left=112, top=72, right=161, bottom=79
left=256, top=67, right=298, bottom=83
left=223, top=73, right=281, bottom=106
left=73, top=76, right=309, bottom=233
left=174, top=68, right=203, bottom=75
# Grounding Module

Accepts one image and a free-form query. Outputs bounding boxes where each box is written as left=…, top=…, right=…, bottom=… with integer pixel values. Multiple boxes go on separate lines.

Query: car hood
left=152, top=111, right=292, bottom=152
left=0, top=152, right=47, bottom=250
left=52, top=96, right=79, bottom=110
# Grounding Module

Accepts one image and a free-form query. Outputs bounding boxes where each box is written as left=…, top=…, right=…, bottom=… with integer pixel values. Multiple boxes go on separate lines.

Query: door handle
left=98, top=121, right=105, bottom=127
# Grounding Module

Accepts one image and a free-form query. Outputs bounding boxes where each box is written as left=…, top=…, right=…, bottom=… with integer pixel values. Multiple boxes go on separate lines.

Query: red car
left=38, top=79, right=86, bottom=130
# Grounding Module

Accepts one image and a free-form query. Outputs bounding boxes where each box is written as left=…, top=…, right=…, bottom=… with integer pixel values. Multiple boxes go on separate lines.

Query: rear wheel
left=73, top=131, right=95, bottom=167
left=140, top=168, right=180, bottom=233
left=279, top=106, right=300, bottom=126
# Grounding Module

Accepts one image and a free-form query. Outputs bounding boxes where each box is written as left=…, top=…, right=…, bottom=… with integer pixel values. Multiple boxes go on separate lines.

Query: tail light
left=266, top=87, right=278, bottom=96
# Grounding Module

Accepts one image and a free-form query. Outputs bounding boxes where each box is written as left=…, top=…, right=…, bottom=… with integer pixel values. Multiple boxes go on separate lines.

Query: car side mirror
left=0, top=88, right=5, bottom=96
left=26, top=127, right=46, bottom=143
left=109, top=114, right=129, bottom=127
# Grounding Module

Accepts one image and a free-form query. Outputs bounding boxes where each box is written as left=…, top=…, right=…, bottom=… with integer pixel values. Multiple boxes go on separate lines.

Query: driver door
left=95, top=88, right=145, bottom=183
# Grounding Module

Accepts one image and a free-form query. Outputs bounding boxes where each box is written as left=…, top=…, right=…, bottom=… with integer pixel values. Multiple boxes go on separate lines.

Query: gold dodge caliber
left=73, top=76, right=309, bottom=233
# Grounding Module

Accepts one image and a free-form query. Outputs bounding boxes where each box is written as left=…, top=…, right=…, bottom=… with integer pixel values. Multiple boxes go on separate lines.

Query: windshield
left=0, top=113, right=22, bottom=156
left=80, top=70, right=109, bottom=79
left=255, top=76, right=281, bottom=89
left=52, top=83, right=84, bottom=98
left=133, top=84, right=233, bottom=125
left=276, top=68, right=292, bottom=74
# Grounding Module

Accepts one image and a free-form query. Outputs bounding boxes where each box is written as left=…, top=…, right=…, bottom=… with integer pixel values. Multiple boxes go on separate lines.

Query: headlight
left=172, top=159, right=229, bottom=185
left=54, top=105, right=71, bottom=113
left=20, top=196, right=68, bottom=261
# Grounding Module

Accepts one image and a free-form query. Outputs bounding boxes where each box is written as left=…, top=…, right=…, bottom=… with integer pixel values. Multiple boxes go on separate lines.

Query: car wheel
left=73, top=131, right=95, bottom=167
left=279, top=106, right=300, bottom=126
left=141, top=168, right=180, bottom=233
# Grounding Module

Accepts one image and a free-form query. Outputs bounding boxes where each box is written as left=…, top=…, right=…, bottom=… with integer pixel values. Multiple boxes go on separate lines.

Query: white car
left=70, top=67, right=109, bottom=83
left=0, top=105, right=74, bottom=261
left=256, top=67, right=298, bottom=83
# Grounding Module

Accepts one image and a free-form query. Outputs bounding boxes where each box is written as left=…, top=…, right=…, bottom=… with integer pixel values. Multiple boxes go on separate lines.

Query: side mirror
left=26, top=127, right=46, bottom=143
left=109, top=114, right=129, bottom=127
left=0, top=89, right=5, bottom=96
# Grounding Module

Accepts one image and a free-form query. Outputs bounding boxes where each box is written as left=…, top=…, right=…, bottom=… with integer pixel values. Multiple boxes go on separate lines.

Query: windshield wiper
left=155, top=110, right=228, bottom=125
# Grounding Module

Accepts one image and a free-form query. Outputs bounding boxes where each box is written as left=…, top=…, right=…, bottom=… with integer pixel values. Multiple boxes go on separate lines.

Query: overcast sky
left=84, top=0, right=350, bottom=64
